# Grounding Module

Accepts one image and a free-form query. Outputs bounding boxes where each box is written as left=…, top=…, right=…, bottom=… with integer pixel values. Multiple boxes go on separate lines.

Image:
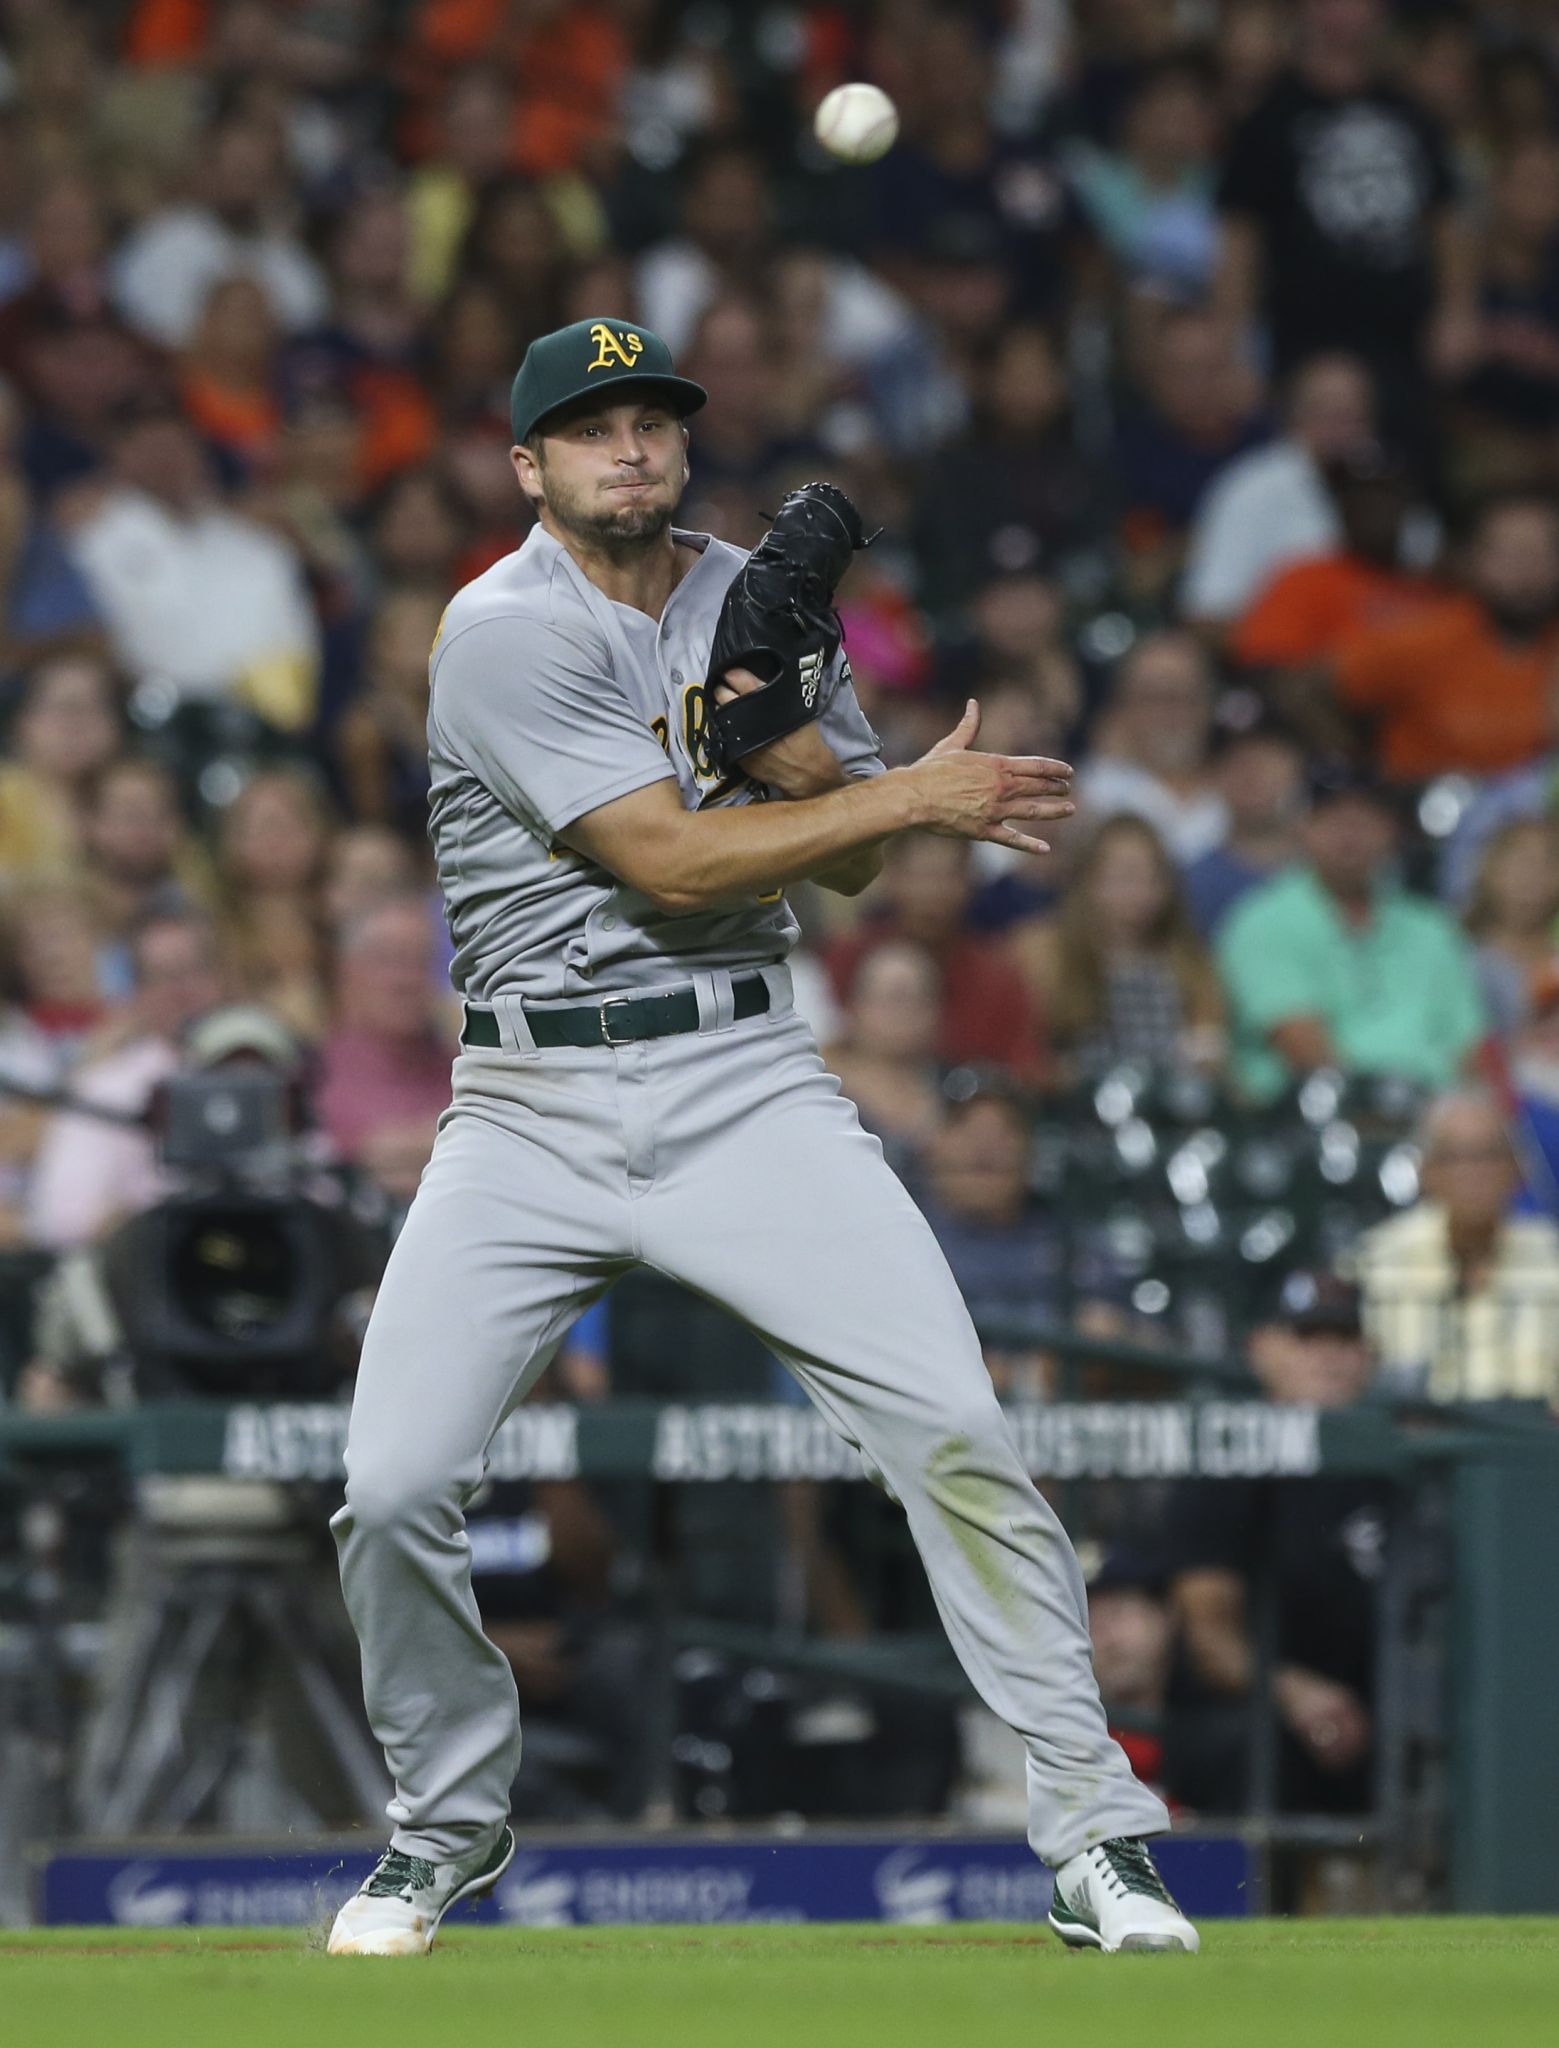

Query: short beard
left=540, top=472, right=677, bottom=559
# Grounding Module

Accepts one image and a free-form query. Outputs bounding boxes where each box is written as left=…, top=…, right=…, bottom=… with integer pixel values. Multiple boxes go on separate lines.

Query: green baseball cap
left=509, top=316, right=708, bottom=445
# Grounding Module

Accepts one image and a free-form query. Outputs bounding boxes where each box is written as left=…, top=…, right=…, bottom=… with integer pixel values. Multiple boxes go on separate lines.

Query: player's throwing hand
left=907, top=699, right=1074, bottom=854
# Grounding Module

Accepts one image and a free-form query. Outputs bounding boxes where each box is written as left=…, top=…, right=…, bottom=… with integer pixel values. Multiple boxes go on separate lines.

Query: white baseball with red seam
left=813, top=83, right=899, bottom=166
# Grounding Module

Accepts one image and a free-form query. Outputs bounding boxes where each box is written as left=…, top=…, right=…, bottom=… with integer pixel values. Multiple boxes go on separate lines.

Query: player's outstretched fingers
left=984, top=822, right=1052, bottom=855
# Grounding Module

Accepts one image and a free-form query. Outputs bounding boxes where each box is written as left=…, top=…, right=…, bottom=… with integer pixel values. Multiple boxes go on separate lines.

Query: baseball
left=813, top=82, right=899, bottom=166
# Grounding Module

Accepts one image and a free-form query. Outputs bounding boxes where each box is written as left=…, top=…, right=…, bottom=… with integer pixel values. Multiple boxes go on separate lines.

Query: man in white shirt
left=62, top=399, right=320, bottom=727
left=1353, top=1089, right=1559, bottom=1407
left=1180, top=353, right=1376, bottom=628
left=112, top=111, right=328, bottom=349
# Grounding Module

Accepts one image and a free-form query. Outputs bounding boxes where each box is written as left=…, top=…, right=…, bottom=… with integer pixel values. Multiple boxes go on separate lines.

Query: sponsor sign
left=38, top=1833, right=1250, bottom=1928
left=215, top=1402, right=1319, bottom=1485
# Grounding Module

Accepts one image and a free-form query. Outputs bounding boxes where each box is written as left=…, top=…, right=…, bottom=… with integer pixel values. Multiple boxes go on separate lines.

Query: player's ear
left=512, top=441, right=543, bottom=506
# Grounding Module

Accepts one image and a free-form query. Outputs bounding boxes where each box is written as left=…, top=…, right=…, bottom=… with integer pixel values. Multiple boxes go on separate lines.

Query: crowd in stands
left=6, top=0, right=1559, bottom=1844
left=0, top=0, right=1557, bottom=1391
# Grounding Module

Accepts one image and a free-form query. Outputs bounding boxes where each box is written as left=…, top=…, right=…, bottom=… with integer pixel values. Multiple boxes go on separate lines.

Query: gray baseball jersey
left=427, top=523, right=885, bottom=1003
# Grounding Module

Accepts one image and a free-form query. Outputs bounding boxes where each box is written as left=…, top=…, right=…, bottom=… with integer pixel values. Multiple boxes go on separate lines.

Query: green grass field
left=4, top=1921, right=1557, bottom=2048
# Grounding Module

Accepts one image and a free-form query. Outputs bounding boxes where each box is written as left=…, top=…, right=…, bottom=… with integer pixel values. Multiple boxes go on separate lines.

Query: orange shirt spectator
left=1332, top=494, right=1559, bottom=782
left=1232, top=553, right=1439, bottom=670
left=1333, top=598, right=1559, bottom=781
left=406, top=0, right=627, bottom=176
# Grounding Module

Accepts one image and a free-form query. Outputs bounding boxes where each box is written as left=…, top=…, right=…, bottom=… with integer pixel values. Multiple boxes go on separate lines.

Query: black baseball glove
left=703, top=481, right=870, bottom=776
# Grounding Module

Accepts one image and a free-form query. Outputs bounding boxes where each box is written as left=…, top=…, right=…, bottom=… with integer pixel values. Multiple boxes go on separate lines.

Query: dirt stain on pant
left=923, top=1433, right=1049, bottom=1615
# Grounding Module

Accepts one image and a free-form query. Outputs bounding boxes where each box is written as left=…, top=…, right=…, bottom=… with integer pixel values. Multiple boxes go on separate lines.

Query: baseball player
left=327, top=317, right=1199, bottom=1958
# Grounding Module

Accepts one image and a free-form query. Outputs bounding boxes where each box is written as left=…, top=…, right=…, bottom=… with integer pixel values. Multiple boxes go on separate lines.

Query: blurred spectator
left=1213, top=0, right=1471, bottom=399
left=768, top=245, right=933, bottom=459
left=1181, top=352, right=1377, bottom=629
left=457, top=174, right=572, bottom=353
left=321, top=824, right=422, bottom=936
left=0, top=379, right=105, bottom=673
left=956, top=573, right=1081, bottom=753
left=215, top=768, right=335, bottom=1039
left=0, top=652, right=123, bottom=869
left=314, top=893, right=454, bottom=1201
left=427, top=274, right=517, bottom=423
left=80, top=755, right=209, bottom=983
left=63, top=400, right=321, bottom=729
left=1352, top=1087, right=1559, bottom=1406
left=406, top=0, right=628, bottom=182
left=1115, top=311, right=1265, bottom=555
left=1398, top=2, right=1487, bottom=196
left=955, top=618, right=1085, bottom=936
left=405, top=66, right=522, bottom=306
left=867, top=11, right=1079, bottom=318
left=825, top=836, right=1049, bottom=1086
left=1182, top=722, right=1306, bottom=937
left=26, top=907, right=228, bottom=1251
left=112, top=108, right=328, bottom=349
left=821, top=939, right=945, bottom=1186
left=678, top=294, right=824, bottom=513
left=1011, top=815, right=1226, bottom=1082
left=0, top=981, right=55, bottom=1245
left=1330, top=492, right=1559, bottom=780
left=177, top=275, right=283, bottom=479
left=335, top=587, right=442, bottom=837
left=1066, top=57, right=1220, bottom=309
left=0, top=173, right=158, bottom=497
left=0, top=173, right=115, bottom=391
left=1438, top=708, right=1559, bottom=910
left=1086, top=1552, right=1176, bottom=1801
left=1481, top=41, right=1559, bottom=160
left=470, top=1462, right=644, bottom=1821
left=641, top=143, right=812, bottom=356
left=639, top=144, right=913, bottom=407
left=290, top=189, right=439, bottom=496
left=367, top=460, right=470, bottom=596
left=1453, top=136, right=1559, bottom=455
left=1215, top=0, right=1288, bottom=126
left=1167, top=1268, right=1387, bottom=1816
left=917, top=1082, right=1075, bottom=1395
left=0, top=881, right=107, bottom=1066
left=1463, top=817, right=1559, bottom=1041
left=1076, top=630, right=1228, bottom=864
left=913, top=321, right=1115, bottom=612
left=1218, top=768, right=1486, bottom=1101
left=1228, top=447, right=1440, bottom=674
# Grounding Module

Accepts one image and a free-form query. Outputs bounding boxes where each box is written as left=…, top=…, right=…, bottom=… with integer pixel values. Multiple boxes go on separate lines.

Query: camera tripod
left=73, top=1491, right=389, bottom=1834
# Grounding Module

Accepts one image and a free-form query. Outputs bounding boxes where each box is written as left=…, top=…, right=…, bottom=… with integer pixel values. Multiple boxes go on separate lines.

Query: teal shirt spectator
left=1217, top=866, right=1487, bottom=1101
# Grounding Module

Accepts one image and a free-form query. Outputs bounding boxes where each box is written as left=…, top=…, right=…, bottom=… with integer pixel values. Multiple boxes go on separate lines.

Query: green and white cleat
left=1047, top=1837, right=1200, bottom=1954
left=328, top=1826, right=515, bottom=1956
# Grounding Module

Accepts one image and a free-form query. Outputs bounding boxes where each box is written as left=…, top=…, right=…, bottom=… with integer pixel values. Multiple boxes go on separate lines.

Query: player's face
left=515, top=398, right=689, bottom=552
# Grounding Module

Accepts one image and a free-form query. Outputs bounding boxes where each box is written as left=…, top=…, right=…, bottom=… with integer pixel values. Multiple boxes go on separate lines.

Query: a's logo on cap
left=587, top=323, right=645, bottom=372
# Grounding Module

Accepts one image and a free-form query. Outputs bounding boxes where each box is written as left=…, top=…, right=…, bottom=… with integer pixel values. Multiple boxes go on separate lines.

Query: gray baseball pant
left=330, top=963, right=1168, bottom=1866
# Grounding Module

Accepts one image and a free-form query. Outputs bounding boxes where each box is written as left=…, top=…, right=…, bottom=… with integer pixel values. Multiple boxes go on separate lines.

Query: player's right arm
left=561, top=701, right=1074, bottom=915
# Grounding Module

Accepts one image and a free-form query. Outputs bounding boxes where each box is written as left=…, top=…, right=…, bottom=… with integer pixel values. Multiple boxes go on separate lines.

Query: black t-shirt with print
left=1219, top=71, right=1457, bottom=371
left=1162, top=1474, right=1389, bottom=1700
left=1159, top=1472, right=1391, bottom=1815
